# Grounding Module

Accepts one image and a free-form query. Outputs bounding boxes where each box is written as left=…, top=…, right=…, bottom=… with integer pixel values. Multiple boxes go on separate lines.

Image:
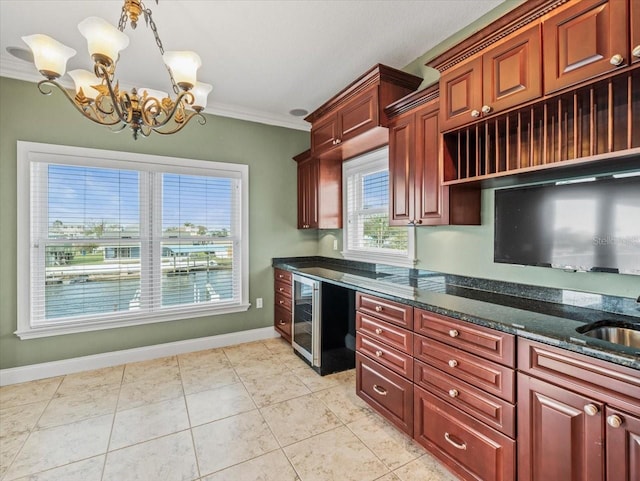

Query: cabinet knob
left=278, top=320, right=286, bottom=325
left=279, top=300, right=284, bottom=305
left=375, top=328, right=383, bottom=335
left=448, top=389, right=459, bottom=398
left=375, top=305, right=383, bottom=312
left=278, top=287, right=284, bottom=292
left=336, top=138, right=342, bottom=144
left=415, top=219, right=422, bottom=225
left=633, top=45, right=640, bottom=58
left=448, top=359, right=458, bottom=368
left=471, top=109, right=480, bottom=118
left=372, top=384, right=388, bottom=396
left=481, top=105, right=492, bottom=114
left=375, top=350, right=383, bottom=357
left=584, top=404, right=600, bottom=416
left=607, top=414, right=623, bottom=428
left=449, top=329, right=459, bottom=338
left=610, top=54, right=624, bottom=66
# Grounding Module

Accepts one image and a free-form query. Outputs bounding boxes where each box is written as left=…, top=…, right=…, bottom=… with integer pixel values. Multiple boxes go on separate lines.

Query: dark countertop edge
left=273, top=259, right=640, bottom=370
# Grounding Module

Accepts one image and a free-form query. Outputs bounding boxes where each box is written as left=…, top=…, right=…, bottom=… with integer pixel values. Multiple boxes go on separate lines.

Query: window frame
left=342, top=147, right=415, bottom=267
left=16, top=141, right=249, bottom=339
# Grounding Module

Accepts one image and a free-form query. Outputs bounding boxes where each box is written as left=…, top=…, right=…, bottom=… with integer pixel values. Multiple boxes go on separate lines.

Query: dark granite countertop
left=273, top=256, right=640, bottom=370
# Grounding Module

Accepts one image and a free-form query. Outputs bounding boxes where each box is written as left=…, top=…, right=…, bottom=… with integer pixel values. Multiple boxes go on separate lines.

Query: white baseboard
left=0, top=327, right=280, bottom=386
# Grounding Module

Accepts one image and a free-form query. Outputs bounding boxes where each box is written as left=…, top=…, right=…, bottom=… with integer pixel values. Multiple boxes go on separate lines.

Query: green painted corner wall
left=0, top=77, right=316, bottom=369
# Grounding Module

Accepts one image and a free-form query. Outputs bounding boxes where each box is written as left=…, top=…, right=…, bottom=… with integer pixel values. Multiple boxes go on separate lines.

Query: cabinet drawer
left=275, top=292, right=292, bottom=311
left=518, top=338, right=640, bottom=410
left=356, top=292, right=413, bottom=329
left=415, top=308, right=515, bottom=367
left=274, top=305, right=292, bottom=339
left=356, top=353, right=413, bottom=435
left=414, top=386, right=515, bottom=481
left=274, top=279, right=292, bottom=298
left=356, top=332, right=413, bottom=380
left=356, top=312, right=413, bottom=354
left=415, top=335, right=515, bottom=403
left=274, top=268, right=292, bottom=285
left=414, top=360, right=515, bottom=438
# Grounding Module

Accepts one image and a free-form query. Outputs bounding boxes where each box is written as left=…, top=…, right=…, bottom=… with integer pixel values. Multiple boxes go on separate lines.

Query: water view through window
left=43, top=165, right=236, bottom=320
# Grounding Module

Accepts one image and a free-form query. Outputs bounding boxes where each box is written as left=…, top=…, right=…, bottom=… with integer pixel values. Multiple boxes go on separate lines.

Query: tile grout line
left=177, top=352, right=203, bottom=481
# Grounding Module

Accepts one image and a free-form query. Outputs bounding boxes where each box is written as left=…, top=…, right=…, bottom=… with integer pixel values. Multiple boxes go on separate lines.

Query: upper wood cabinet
left=633, top=0, right=640, bottom=64
left=293, top=150, right=341, bottom=229
left=440, top=23, right=542, bottom=131
left=542, top=0, right=630, bottom=93
left=306, top=64, right=422, bottom=161
left=386, top=87, right=480, bottom=226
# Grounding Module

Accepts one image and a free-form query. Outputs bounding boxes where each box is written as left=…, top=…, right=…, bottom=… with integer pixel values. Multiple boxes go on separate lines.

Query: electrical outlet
left=256, top=298, right=263, bottom=308
left=333, top=239, right=338, bottom=250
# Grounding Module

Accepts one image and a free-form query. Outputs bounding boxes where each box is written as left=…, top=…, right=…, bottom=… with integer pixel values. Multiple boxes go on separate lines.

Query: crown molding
left=0, top=56, right=310, bottom=132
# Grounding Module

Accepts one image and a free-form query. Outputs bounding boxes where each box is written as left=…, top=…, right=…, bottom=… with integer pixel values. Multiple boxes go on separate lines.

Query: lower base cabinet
left=414, top=386, right=515, bottom=481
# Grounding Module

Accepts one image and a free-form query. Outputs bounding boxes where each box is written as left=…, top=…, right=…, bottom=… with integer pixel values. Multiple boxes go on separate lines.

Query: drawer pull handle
left=448, top=389, right=459, bottom=398
left=448, top=329, right=459, bottom=338
left=607, top=415, right=623, bottom=428
left=278, top=320, right=286, bottom=325
left=444, top=432, right=467, bottom=450
left=584, top=404, right=599, bottom=417
left=375, top=305, right=383, bottom=312
left=372, top=384, right=387, bottom=396
left=375, top=350, right=383, bottom=357
left=448, top=359, right=458, bottom=368
left=375, top=328, right=383, bottom=335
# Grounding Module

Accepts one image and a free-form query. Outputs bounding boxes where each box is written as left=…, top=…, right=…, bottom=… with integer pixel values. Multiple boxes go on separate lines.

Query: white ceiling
left=0, top=0, right=505, bottom=131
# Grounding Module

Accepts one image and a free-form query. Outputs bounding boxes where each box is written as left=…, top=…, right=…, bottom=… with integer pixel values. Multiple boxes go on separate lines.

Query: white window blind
left=343, top=147, right=414, bottom=266
left=17, top=142, right=249, bottom=339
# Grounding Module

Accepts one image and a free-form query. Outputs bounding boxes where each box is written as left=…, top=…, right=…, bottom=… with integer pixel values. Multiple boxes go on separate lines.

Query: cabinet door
left=414, top=100, right=446, bottom=225
left=339, top=86, right=378, bottom=142
left=388, top=114, right=414, bottom=226
left=482, top=23, right=542, bottom=114
left=517, top=374, right=604, bottom=481
left=297, top=157, right=317, bottom=229
left=311, top=114, right=338, bottom=154
left=543, top=0, right=629, bottom=94
left=606, top=407, right=640, bottom=481
left=632, top=0, right=640, bottom=64
left=440, top=56, right=482, bottom=131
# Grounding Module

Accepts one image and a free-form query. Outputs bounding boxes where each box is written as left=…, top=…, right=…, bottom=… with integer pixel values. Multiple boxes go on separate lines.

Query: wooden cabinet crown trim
left=385, top=84, right=440, bottom=119
left=427, top=0, right=567, bottom=73
left=304, top=64, right=422, bottom=123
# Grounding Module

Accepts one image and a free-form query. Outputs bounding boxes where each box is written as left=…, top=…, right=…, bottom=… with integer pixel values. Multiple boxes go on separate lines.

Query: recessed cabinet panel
left=543, top=0, right=629, bottom=93
left=389, top=116, right=414, bottom=225
left=416, top=107, right=443, bottom=221
left=483, top=24, right=542, bottom=111
left=340, top=87, right=378, bottom=140
left=441, top=57, right=482, bottom=131
left=311, top=115, right=338, bottom=153
left=517, top=373, right=605, bottom=481
left=606, top=407, right=640, bottom=481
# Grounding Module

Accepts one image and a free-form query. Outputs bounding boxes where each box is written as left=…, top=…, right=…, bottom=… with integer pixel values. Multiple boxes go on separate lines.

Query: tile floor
left=0, top=337, right=461, bottom=481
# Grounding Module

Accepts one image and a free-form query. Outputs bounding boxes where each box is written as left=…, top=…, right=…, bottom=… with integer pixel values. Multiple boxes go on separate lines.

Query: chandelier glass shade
left=22, top=0, right=211, bottom=139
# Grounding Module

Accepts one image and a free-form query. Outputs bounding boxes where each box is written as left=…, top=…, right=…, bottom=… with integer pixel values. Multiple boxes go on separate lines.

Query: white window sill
left=15, top=303, right=251, bottom=340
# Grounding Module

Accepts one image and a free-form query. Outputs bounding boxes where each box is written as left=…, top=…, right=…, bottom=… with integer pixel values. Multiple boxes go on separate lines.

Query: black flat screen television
left=494, top=175, right=640, bottom=276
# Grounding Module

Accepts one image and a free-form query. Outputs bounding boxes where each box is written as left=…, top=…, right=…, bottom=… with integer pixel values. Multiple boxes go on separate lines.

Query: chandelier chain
left=118, top=2, right=180, bottom=95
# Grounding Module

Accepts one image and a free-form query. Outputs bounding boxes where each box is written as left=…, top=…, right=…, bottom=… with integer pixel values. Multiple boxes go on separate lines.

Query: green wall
left=0, top=76, right=315, bottom=369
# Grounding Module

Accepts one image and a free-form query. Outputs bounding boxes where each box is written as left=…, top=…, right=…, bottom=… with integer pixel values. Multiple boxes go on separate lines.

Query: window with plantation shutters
left=17, top=142, right=249, bottom=339
left=342, top=147, right=414, bottom=266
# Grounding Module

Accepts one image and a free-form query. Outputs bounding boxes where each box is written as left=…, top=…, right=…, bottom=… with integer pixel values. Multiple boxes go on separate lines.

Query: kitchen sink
left=576, top=321, right=640, bottom=349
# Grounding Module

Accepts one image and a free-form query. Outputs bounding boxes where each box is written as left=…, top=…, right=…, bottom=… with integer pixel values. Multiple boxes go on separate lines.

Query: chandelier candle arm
left=22, top=0, right=210, bottom=140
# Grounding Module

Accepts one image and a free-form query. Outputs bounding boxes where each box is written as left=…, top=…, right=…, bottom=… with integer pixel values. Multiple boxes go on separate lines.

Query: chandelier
left=22, top=0, right=212, bottom=139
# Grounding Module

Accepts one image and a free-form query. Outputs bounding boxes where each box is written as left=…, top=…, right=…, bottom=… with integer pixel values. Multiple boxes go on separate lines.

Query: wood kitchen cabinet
left=542, top=0, right=629, bottom=93
left=306, top=64, right=422, bottom=161
left=386, top=87, right=480, bottom=226
left=273, top=268, right=292, bottom=341
left=518, top=338, right=640, bottom=481
left=440, top=23, right=542, bottom=131
left=293, top=149, right=341, bottom=229
left=633, top=0, right=640, bottom=64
